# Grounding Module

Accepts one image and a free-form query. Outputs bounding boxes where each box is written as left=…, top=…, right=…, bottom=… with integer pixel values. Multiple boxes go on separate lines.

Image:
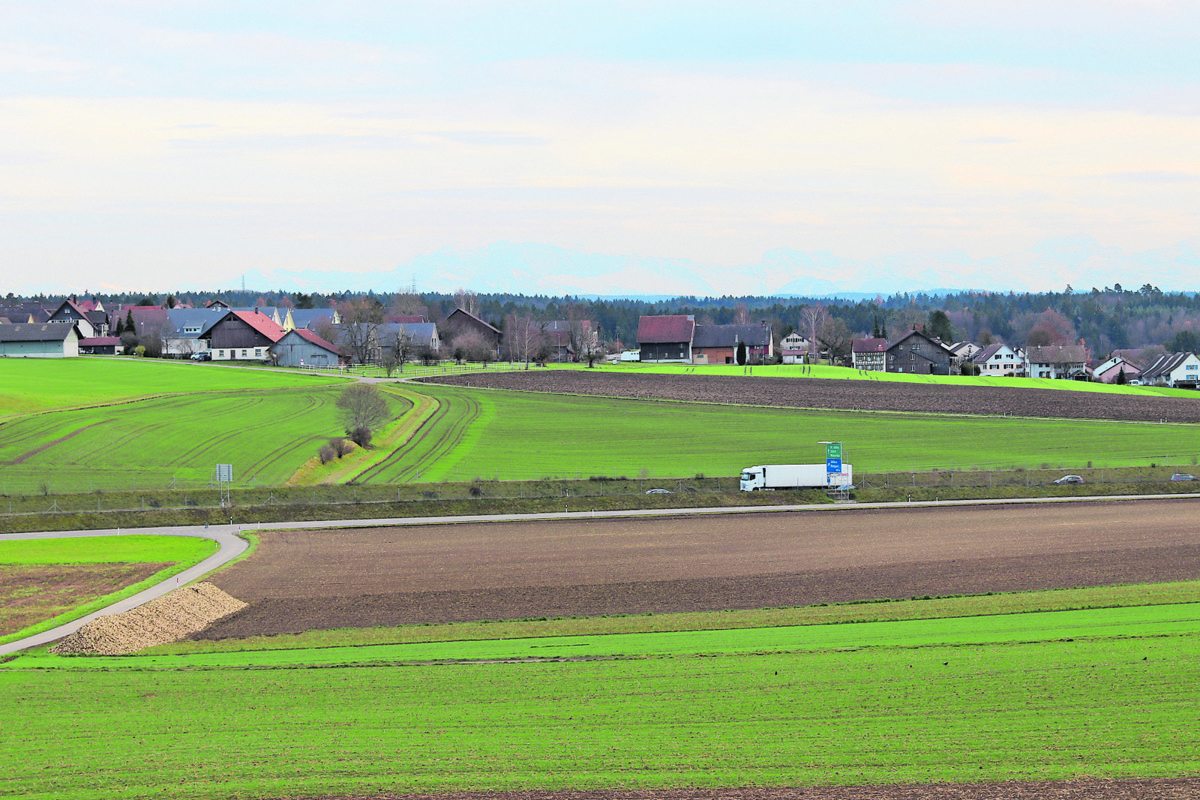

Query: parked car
left=1053, top=475, right=1084, bottom=485
left=1170, top=473, right=1197, bottom=481
left=645, top=488, right=671, bottom=494
left=190, top=351, right=211, bottom=361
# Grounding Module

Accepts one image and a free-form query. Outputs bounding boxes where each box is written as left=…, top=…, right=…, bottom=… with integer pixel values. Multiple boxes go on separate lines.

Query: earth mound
left=50, top=582, right=247, bottom=655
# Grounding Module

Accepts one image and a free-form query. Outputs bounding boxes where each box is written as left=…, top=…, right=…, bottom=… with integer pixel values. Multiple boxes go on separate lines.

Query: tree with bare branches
left=800, top=304, right=827, bottom=363
left=503, top=312, right=545, bottom=369
left=338, top=296, right=384, bottom=364
left=454, top=288, right=480, bottom=316
left=335, top=383, right=391, bottom=447
left=817, top=316, right=853, bottom=366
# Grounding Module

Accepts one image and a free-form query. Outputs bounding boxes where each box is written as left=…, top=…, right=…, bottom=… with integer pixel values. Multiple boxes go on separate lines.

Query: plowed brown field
left=202, top=499, right=1200, bottom=637
left=422, top=370, right=1200, bottom=423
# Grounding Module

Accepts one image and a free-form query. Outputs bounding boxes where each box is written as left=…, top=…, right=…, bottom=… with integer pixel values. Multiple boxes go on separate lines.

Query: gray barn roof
left=0, top=322, right=78, bottom=342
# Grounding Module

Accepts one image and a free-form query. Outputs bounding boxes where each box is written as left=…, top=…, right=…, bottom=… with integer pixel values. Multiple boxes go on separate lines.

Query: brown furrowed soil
left=421, top=370, right=1200, bottom=423
left=0, top=563, right=168, bottom=636
left=201, top=499, right=1200, bottom=637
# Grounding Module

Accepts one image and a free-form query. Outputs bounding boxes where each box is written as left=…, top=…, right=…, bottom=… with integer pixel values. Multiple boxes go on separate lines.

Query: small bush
left=468, top=485, right=485, bottom=497
left=348, top=426, right=372, bottom=448
left=422, top=491, right=439, bottom=500
left=318, top=445, right=337, bottom=464
left=332, top=437, right=356, bottom=457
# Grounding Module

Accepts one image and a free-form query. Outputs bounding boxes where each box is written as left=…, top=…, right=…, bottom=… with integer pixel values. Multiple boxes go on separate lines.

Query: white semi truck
left=739, top=463, right=853, bottom=491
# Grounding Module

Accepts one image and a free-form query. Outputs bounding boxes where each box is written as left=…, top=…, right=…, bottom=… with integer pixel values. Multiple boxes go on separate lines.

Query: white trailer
left=739, top=463, right=853, bottom=491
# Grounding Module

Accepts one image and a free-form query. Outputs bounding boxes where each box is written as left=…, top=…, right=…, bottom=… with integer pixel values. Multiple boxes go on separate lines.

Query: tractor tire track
left=370, top=392, right=482, bottom=484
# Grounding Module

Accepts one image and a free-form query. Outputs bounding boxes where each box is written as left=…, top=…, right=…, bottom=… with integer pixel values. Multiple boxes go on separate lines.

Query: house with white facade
left=971, top=343, right=1025, bottom=377
left=1092, top=355, right=1141, bottom=384
left=1139, top=352, right=1200, bottom=388
left=1025, top=345, right=1088, bottom=380
left=780, top=331, right=811, bottom=364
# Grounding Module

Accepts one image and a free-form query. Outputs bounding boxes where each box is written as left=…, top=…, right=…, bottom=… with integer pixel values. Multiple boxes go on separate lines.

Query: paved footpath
left=3, top=492, right=1195, bottom=656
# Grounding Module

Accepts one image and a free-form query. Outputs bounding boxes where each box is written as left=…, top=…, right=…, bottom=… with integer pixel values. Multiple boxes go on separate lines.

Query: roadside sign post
left=821, top=441, right=846, bottom=487
left=214, top=463, right=233, bottom=508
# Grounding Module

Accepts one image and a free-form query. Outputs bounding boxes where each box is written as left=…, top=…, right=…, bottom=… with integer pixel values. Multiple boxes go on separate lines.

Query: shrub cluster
left=318, top=436, right=357, bottom=464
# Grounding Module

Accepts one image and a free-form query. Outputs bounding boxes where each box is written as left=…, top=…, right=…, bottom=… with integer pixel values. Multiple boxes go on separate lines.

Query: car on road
left=645, top=488, right=671, bottom=494
left=190, top=351, right=212, bottom=361
left=1053, top=475, right=1084, bottom=485
left=1170, top=473, right=1197, bottom=481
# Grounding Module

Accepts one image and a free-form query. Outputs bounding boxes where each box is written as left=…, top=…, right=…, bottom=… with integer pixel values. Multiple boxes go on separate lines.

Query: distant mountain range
left=225, top=235, right=1200, bottom=299
left=32, top=234, right=1198, bottom=298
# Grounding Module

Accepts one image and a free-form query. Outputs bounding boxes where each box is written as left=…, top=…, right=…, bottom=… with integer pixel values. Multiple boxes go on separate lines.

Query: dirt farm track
left=203, top=498, right=1200, bottom=637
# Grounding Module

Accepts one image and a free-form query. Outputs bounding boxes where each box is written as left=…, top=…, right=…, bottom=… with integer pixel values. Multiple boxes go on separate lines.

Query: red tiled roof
left=637, top=315, right=695, bottom=344
left=852, top=337, right=887, bottom=353
left=232, top=311, right=286, bottom=342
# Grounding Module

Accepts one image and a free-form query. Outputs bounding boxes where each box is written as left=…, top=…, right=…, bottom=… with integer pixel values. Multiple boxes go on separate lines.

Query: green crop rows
left=380, top=383, right=1200, bottom=482
left=3, top=360, right=1197, bottom=495
left=3, top=601, right=1197, bottom=799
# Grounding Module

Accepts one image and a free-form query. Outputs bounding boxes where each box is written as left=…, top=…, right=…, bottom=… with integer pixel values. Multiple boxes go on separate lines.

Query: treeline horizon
left=6, top=282, right=1200, bottom=359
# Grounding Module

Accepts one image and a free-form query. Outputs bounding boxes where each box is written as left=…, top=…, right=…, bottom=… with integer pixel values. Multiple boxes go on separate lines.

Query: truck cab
left=740, top=467, right=766, bottom=491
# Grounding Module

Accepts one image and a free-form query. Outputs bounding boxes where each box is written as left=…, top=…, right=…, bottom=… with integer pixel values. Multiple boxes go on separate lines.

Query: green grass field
left=3, top=597, right=1196, bottom=798
left=0, top=386, right=411, bottom=494
left=1, top=379, right=1197, bottom=494
left=603, top=361, right=1200, bottom=395
left=0, top=534, right=213, bottom=565
left=0, top=357, right=347, bottom=415
left=376, top=384, right=1200, bottom=481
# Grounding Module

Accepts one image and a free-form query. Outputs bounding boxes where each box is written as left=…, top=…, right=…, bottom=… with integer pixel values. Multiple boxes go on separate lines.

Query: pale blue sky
left=2, top=1, right=1198, bottom=293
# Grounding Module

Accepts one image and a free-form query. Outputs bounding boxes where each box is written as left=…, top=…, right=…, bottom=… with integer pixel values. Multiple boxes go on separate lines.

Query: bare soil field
left=422, top=371, right=1200, bottom=423
left=0, top=563, right=167, bottom=636
left=296, top=778, right=1200, bottom=799
left=201, top=499, right=1200, bottom=637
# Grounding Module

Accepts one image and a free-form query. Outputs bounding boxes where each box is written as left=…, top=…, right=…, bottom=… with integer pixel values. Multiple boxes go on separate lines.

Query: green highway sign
left=825, top=442, right=842, bottom=460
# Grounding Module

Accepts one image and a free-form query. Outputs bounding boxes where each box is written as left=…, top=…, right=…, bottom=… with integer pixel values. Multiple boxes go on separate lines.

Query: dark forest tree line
left=8, top=283, right=1200, bottom=363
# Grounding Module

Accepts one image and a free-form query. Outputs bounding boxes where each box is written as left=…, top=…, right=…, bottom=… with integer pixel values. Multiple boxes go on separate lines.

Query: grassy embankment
left=2, top=593, right=1197, bottom=798
left=0, top=535, right=216, bottom=644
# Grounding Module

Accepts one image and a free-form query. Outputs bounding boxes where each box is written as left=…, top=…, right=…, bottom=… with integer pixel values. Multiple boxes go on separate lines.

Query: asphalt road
left=2, top=492, right=1196, bottom=655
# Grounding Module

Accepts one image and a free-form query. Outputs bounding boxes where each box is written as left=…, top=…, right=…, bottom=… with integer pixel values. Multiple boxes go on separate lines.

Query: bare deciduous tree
left=454, top=288, right=479, bottom=316
left=335, top=383, right=391, bottom=447
left=451, top=330, right=492, bottom=363
left=503, top=312, right=545, bottom=369
left=338, top=296, right=384, bottom=364
left=390, top=292, right=426, bottom=319
left=817, top=317, right=853, bottom=366
left=800, top=304, right=828, bottom=363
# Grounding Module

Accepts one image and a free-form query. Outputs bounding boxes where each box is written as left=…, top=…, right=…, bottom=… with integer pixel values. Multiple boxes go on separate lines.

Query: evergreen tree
left=125, top=309, right=136, bottom=335
left=927, top=309, right=953, bottom=342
